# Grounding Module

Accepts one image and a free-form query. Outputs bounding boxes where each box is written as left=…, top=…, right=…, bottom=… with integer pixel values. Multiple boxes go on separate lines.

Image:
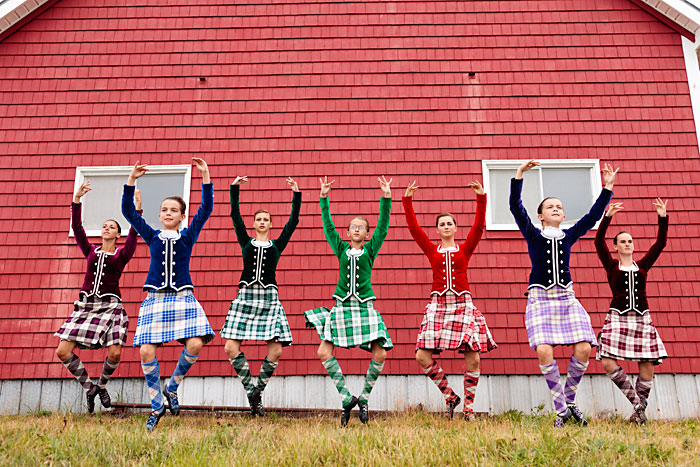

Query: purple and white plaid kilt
left=525, top=286, right=597, bottom=349
left=596, top=311, right=667, bottom=365
left=133, top=289, right=214, bottom=346
left=416, top=293, right=497, bottom=354
left=55, top=294, right=128, bottom=349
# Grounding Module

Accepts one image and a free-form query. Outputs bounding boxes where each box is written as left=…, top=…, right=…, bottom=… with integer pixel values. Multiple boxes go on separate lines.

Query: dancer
left=510, top=160, right=616, bottom=427
left=55, top=181, right=142, bottom=413
left=305, top=176, right=393, bottom=426
left=403, top=180, right=496, bottom=420
left=595, top=199, right=668, bottom=424
left=221, top=176, right=301, bottom=416
left=122, top=158, right=215, bottom=430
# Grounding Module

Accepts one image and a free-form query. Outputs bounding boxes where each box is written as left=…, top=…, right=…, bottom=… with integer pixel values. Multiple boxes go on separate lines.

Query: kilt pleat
left=220, top=285, right=292, bottom=345
left=55, top=294, right=128, bottom=349
left=596, top=311, right=667, bottom=365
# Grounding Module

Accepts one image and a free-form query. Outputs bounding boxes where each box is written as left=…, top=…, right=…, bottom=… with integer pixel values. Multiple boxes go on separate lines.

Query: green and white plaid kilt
left=220, top=284, right=293, bottom=345
left=304, top=297, right=393, bottom=351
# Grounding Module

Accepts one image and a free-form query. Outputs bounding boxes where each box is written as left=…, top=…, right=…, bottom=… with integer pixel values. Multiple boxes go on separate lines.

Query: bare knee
left=536, top=345, right=554, bottom=365
left=317, top=344, right=333, bottom=362
left=224, top=340, right=241, bottom=359
left=267, top=345, right=283, bottom=362
left=415, top=350, right=433, bottom=368
left=372, top=347, right=387, bottom=364
left=600, top=357, right=617, bottom=373
left=107, top=347, right=122, bottom=363
left=465, top=352, right=480, bottom=372
left=185, top=338, right=203, bottom=356
left=573, top=342, right=591, bottom=362
left=139, top=345, right=156, bottom=363
left=55, top=347, right=71, bottom=361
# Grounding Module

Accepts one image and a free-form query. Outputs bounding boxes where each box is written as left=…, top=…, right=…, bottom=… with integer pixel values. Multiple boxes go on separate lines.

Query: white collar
left=437, top=245, right=459, bottom=253
left=541, top=226, right=565, bottom=239
left=95, top=247, right=117, bottom=256
left=618, top=262, right=639, bottom=272
left=347, top=247, right=364, bottom=257
left=252, top=239, right=272, bottom=247
left=159, top=230, right=180, bottom=240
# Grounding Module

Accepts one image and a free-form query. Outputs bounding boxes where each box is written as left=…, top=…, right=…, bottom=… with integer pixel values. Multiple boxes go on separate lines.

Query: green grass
left=1, top=410, right=699, bottom=466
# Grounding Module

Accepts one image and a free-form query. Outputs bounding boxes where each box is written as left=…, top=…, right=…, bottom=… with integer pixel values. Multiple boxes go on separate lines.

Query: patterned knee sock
left=606, top=366, right=640, bottom=406
left=166, top=349, right=199, bottom=393
left=256, top=357, right=279, bottom=393
left=322, top=357, right=354, bottom=407
left=359, top=359, right=384, bottom=404
left=421, top=361, right=458, bottom=403
left=563, top=356, right=589, bottom=405
left=539, top=361, right=568, bottom=416
left=97, top=357, right=120, bottom=389
left=141, top=358, right=163, bottom=411
left=230, top=352, right=256, bottom=396
left=464, top=370, right=480, bottom=412
left=61, top=354, right=94, bottom=393
left=635, top=376, right=653, bottom=401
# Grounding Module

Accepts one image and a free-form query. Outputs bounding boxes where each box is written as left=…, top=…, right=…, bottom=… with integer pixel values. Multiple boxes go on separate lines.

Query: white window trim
left=72, top=165, right=192, bottom=237
left=481, top=159, right=602, bottom=231
left=683, top=35, right=700, bottom=148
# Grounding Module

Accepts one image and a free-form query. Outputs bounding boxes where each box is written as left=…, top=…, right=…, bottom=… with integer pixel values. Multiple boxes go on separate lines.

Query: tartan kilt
left=596, top=310, right=667, bottom=365
left=220, top=284, right=293, bottom=345
left=305, top=297, right=393, bottom=351
left=416, top=293, right=497, bottom=354
left=54, top=294, right=128, bottom=349
left=525, top=286, right=597, bottom=349
left=133, top=289, right=214, bottom=346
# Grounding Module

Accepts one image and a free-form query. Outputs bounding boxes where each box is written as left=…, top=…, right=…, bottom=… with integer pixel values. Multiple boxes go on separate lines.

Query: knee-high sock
left=166, top=349, right=198, bottom=393
left=359, top=359, right=384, bottom=404
left=98, top=357, right=119, bottom=389
left=141, top=358, right=162, bottom=411
left=606, top=365, right=640, bottom=406
left=322, top=357, right=354, bottom=407
left=61, top=354, right=94, bottom=393
left=464, top=370, right=479, bottom=412
left=563, top=356, right=588, bottom=405
left=230, top=352, right=256, bottom=396
left=421, top=361, right=458, bottom=403
left=635, top=375, right=653, bottom=401
left=539, top=361, right=568, bottom=416
left=256, top=357, right=279, bottom=393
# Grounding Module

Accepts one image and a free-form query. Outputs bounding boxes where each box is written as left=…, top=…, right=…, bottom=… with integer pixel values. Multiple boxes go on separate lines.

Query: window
left=481, top=159, right=602, bottom=231
left=72, top=165, right=192, bottom=237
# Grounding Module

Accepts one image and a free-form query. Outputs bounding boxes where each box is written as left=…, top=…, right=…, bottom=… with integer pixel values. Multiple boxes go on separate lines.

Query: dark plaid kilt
left=596, top=310, right=668, bottom=365
left=220, top=285, right=293, bottom=345
left=54, top=294, right=128, bottom=349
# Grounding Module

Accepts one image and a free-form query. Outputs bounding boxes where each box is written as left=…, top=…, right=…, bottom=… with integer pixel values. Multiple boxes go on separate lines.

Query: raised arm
left=182, top=158, right=214, bottom=244
left=509, top=160, right=540, bottom=238
left=594, top=203, right=621, bottom=271
left=367, top=176, right=392, bottom=256
left=229, top=177, right=252, bottom=247
left=402, top=182, right=432, bottom=256
left=319, top=176, right=344, bottom=257
left=71, top=181, right=94, bottom=257
left=274, top=177, right=302, bottom=253
left=567, top=164, right=617, bottom=241
left=462, top=181, right=487, bottom=257
left=120, top=189, right=143, bottom=264
left=638, top=198, right=669, bottom=270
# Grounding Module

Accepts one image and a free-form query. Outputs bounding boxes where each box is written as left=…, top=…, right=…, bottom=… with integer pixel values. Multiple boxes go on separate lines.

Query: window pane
left=81, top=175, right=129, bottom=232
left=489, top=168, right=541, bottom=225
left=137, top=173, right=187, bottom=227
left=541, top=168, right=593, bottom=225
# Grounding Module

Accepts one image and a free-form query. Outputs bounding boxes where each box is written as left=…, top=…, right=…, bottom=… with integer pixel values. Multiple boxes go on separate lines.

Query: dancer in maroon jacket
left=403, top=180, right=496, bottom=420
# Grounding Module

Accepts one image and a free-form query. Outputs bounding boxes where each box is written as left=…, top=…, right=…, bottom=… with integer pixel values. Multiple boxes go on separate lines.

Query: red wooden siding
left=0, top=0, right=699, bottom=380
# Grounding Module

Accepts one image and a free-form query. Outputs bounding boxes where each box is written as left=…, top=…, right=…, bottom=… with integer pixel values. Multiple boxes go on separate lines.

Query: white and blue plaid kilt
left=525, top=286, right=597, bottom=349
left=133, top=289, right=214, bottom=346
left=220, top=285, right=293, bottom=345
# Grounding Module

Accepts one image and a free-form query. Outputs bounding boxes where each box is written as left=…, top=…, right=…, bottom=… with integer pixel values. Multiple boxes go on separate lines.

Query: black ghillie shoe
left=630, top=398, right=648, bottom=425
left=463, top=409, right=476, bottom=421
left=98, top=387, right=112, bottom=408
left=358, top=400, right=369, bottom=424
left=86, top=385, right=99, bottom=414
left=162, top=389, right=180, bottom=416
left=446, top=394, right=461, bottom=419
left=340, top=396, right=359, bottom=427
left=253, top=390, right=265, bottom=417
left=553, top=408, right=572, bottom=428
left=146, top=405, right=166, bottom=431
left=567, top=403, right=588, bottom=426
left=247, top=388, right=262, bottom=417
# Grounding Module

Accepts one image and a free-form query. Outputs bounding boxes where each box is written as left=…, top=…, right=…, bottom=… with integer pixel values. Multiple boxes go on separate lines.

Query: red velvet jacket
left=403, top=194, right=486, bottom=296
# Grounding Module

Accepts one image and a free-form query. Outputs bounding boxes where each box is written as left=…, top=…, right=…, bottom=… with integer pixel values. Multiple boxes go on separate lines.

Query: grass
left=1, top=410, right=699, bottom=466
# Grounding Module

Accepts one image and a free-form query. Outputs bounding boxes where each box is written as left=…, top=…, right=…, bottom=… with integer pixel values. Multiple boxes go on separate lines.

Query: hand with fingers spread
left=516, top=159, right=539, bottom=179
left=468, top=180, right=484, bottom=195
left=74, top=181, right=91, bottom=203
left=320, top=176, right=335, bottom=198
left=602, top=163, right=619, bottom=190
left=128, top=161, right=148, bottom=186
left=653, top=197, right=668, bottom=217
left=378, top=175, right=392, bottom=198
left=405, top=180, right=419, bottom=198
left=232, top=176, right=249, bottom=186
left=192, top=158, right=210, bottom=184
left=135, top=188, right=143, bottom=211
left=605, top=202, right=623, bottom=218
left=287, top=177, right=300, bottom=193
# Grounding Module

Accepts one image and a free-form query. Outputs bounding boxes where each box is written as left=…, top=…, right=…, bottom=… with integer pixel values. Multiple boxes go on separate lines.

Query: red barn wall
left=0, top=0, right=699, bottom=380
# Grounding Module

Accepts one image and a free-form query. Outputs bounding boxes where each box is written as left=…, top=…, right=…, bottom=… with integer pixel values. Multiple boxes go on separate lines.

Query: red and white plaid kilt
left=596, top=310, right=667, bottom=365
left=416, top=293, right=497, bottom=354
left=55, top=294, right=129, bottom=349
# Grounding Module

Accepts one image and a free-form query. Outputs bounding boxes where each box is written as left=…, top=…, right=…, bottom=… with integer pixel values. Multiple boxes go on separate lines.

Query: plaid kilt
left=416, top=293, right=497, bottom=354
left=596, top=311, right=667, bottom=365
left=525, top=286, right=597, bottom=349
left=55, top=294, right=128, bottom=349
left=305, top=297, right=393, bottom=351
left=133, top=289, right=214, bottom=346
left=220, top=285, right=292, bottom=345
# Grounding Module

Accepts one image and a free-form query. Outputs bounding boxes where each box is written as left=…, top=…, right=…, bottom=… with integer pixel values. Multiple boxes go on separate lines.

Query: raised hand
left=232, top=176, right=249, bottom=186
left=74, top=181, right=91, bottom=202
left=405, top=180, right=419, bottom=197
left=320, top=176, right=335, bottom=197
left=602, top=163, right=619, bottom=190
left=653, top=197, right=668, bottom=217
left=516, top=159, right=539, bottom=179
left=287, top=177, right=300, bottom=192
left=128, top=161, right=148, bottom=185
left=134, top=188, right=143, bottom=211
left=605, top=202, right=623, bottom=218
left=378, top=175, right=392, bottom=197
left=192, top=158, right=210, bottom=184
left=468, top=180, right=484, bottom=195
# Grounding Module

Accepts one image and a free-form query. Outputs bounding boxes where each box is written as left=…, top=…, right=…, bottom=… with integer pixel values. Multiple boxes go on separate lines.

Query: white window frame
left=683, top=34, right=700, bottom=148
left=72, top=165, right=192, bottom=237
left=481, top=159, right=602, bottom=231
